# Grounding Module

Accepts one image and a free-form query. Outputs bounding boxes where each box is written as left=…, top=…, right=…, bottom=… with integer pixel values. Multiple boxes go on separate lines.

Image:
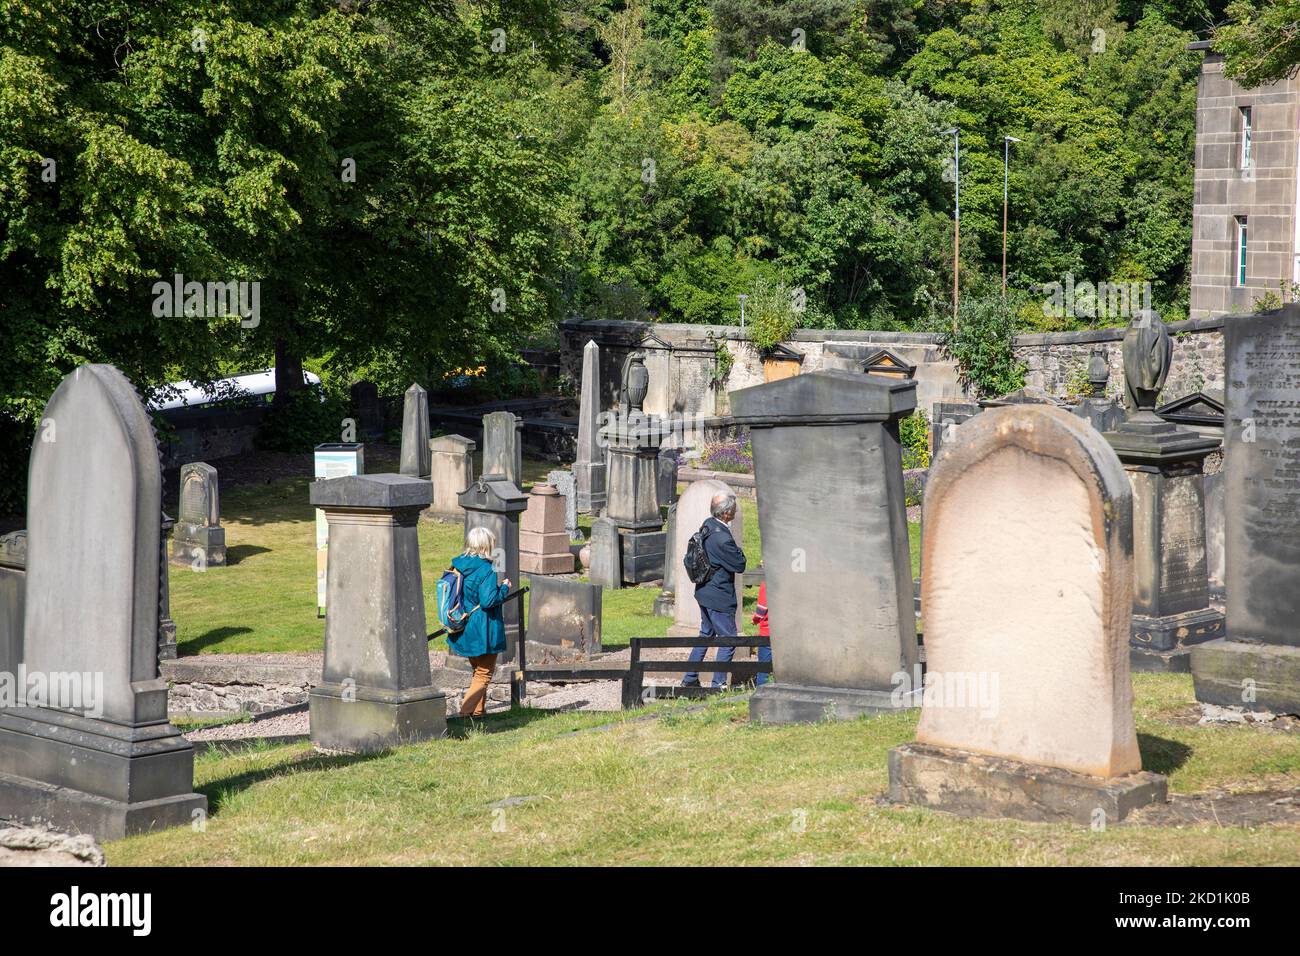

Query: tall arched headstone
left=668, top=479, right=744, bottom=637
left=0, top=365, right=205, bottom=839
left=889, top=404, right=1167, bottom=824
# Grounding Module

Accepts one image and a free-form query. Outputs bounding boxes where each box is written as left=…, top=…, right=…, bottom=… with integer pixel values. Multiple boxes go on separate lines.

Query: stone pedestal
left=458, top=474, right=528, bottom=661
left=732, top=371, right=917, bottom=722
left=888, top=743, right=1167, bottom=825
left=606, top=413, right=666, bottom=584
left=308, top=474, right=445, bottom=753
left=429, top=434, right=474, bottom=520
left=0, top=365, right=205, bottom=841
left=520, top=484, right=574, bottom=574
left=1106, top=416, right=1223, bottom=672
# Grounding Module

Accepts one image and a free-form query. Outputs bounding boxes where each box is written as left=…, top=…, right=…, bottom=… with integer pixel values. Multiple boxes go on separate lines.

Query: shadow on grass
left=445, top=705, right=581, bottom=738
left=225, top=544, right=272, bottom=565
left=1139, top=732, right=1194, bottom=775
left=180, top=626, right=255, bottom=655
left=202, top=747, right=386, bottom=815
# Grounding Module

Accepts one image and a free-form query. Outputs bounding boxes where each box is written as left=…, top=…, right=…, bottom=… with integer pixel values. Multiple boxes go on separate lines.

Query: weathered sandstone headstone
left=667, top=479, right=744, bottom=637
left=546, top=469, right=581, bottom=541
left=482, top=411, right=522, bottom=488
left=0, top=364, right=205, bottom=840
left=587, top=516, right=621, bottom=590
left=525, top=576, right=602, bottom=656
left=888, top=403, right=1167, bottom=824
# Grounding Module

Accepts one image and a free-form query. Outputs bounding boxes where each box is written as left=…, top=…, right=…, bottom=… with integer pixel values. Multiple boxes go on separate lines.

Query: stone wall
left=560, top=316, right=1229, bottom=424
left=1012, top=316, right=1226, bottom=403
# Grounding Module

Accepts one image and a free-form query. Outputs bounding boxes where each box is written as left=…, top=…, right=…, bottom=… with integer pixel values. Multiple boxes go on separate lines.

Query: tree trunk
left=274, top=336, right=305, bottom=406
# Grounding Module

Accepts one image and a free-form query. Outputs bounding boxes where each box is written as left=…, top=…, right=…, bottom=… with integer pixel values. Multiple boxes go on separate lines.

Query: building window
left=1236, top=216, right=1248, bottom=286
left=1241, top=106, right=1253, bottom=169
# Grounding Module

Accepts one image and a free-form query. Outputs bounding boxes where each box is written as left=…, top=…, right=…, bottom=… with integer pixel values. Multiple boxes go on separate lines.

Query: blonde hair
left=464, top=526, right=497, bottom=560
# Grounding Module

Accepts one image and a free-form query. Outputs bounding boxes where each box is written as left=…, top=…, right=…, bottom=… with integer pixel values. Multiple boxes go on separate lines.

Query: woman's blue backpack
left=436, top=568, right=479, bottom=634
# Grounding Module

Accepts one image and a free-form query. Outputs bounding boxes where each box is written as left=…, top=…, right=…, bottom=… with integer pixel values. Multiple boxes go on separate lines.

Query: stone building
left=1189, top=39, right=1300, bottom=317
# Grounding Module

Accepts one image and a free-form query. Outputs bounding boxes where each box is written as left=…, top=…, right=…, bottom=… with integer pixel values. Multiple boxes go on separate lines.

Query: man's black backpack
left=683, top=522, right=717, bottom=586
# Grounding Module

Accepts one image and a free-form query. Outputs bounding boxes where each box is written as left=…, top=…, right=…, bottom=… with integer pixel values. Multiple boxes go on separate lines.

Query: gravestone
left=930, top=400, right=980, bottom=462
left=1104, top=311, right=1223, bottom=671
left=525, top=576, right=602, bottom=656
left=171, top=462, right=225, bottom=568
left=889, top=404, right=1166, bottom=823
left=519, top=484, right=574, bottom=574
left=350, top=379, right=383, bottom=440
left=575, top=340, right=607, bottom=513
left=587, top=516, right=622, bottom=590
left=667, top=480, right=744, bottom=637
left=732, top=371, right=915, bottom=722
left=653, top=503, right=677, bottom=618
left=605, top=354, right=666, bottom=583
left=458, top=474, right=528, bottom=662
left=1192, top=305, right=1300, bottom=714
left=399, top=383, right=431, bottom=478
left=1204, top=470, right=1225, bottom=601
left=0, top=530, right=26, bottom=684
left=656, top=447, right=680, bottom=509
left=429, top=434, right=474, bottom=520
left=308, top=474, right=445, bottom=752
left=546, top=469, right=582, bottom=541
left=158, top=512, right=177, bottom=660
left=0, top=365, right=205, bottom=840
left=482, top=411, right=522, bottom=488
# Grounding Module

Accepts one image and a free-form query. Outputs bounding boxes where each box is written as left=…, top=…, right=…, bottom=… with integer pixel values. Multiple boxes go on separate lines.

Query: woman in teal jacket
left=449, top=526, right=511, bottom=717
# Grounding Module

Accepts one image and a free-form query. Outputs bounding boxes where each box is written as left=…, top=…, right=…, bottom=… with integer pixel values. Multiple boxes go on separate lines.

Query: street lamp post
left=1002, top=135, right=1022, bottom=301
left=942, top=128, right=960, bottom=332
left=738, top=294, right=749, bottom=333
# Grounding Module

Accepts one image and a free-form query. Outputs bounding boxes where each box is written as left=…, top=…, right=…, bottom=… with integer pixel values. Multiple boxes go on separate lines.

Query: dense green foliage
left=0, top=0, right=1260, bottom=508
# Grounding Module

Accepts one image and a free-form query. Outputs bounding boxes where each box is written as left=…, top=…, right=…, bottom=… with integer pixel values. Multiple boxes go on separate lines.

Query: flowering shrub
left=699, top=439, right=753, bottom=474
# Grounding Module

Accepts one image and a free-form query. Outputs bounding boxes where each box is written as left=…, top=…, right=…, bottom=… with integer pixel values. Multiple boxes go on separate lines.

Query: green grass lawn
left=108, top=674, right=1300, bottom=866
left=170, top=456, right=923, bottom=655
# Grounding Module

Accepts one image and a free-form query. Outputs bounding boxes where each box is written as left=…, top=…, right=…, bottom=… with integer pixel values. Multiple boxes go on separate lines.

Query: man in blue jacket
left=681, top=492, right=747, bottom=688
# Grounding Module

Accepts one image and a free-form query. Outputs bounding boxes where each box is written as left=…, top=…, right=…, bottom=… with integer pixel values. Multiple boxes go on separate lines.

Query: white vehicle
left=149, top=368, right=321, bottom=411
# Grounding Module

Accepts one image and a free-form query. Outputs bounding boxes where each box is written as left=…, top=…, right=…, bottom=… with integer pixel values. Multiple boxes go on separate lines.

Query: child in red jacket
left=752, top=580, right=772, bottom=686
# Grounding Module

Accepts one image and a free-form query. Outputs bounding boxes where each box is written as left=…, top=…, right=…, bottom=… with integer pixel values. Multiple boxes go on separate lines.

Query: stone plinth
left=429, top=434, right=474, bottom=520
left=731, top=370, right=917, bottom=722
left=308, top=473, right=445, bottom=753
left=520, top=484, right=574, bottom=575
left=0, top=365, right=205, bottom=841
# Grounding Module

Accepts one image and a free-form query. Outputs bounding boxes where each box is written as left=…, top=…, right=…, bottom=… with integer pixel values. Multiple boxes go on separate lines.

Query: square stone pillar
left=458, top=474, right=528, bottom=661
left=429, top=434, right=475, bottom=520
left=732, top=370, right=919, bottom=723
left=308, top=474, right=446, bottom=753
left=605, top=413, right=666, bottom=584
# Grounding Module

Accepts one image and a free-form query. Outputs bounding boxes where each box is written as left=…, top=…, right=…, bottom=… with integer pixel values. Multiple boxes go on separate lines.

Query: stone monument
left=1104, top=311, right=1223, bottom=671
left=574, top=340, right=606, bottom=513
left=1073, top=350, right=1124, bottom=433
left=653, top=502, right=678, bottom=618
left=605, top=352, right=666, bottom=584
left=482, top=410, right=522, bottom=488
left=458, top=474, right=528, bottom=662
left=587, top=516, right=622, bottom=590
left=519, top=484, right=575, bottom=574
left=399, top=383, right=431, bottom=478
left=525, top=576, right=602, bottom=656
left=546, top=469, right=582, bottom=541
left=888, top=403, right=1167, bottom=824
left=0, top=365, right=205, bottom=839
left=732, top=370, right=916, bottom=722
left=428, top=434, right=474, bottom=520
left=308, top=473, right=445, bottom=752
left=930, top=400, right=981, bottom=462
left=1192, top=304, right=1300, bottom=714
left=171, top=461, right=225, bottom=568
left=667, top=479, right=744, bottom=637
left=0, top=530, right=26, bottom=685
left=158, top=511, right=178, bottom=660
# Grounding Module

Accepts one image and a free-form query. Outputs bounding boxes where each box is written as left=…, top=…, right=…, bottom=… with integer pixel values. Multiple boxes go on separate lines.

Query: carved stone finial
left=1087, top=350, right=1109, bottom=398
left=1121, top=310, right=1170, bottom=420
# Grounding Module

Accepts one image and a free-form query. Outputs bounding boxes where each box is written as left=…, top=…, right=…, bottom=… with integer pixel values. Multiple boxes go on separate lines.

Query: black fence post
left=622, top=638, right=644, bottom=709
